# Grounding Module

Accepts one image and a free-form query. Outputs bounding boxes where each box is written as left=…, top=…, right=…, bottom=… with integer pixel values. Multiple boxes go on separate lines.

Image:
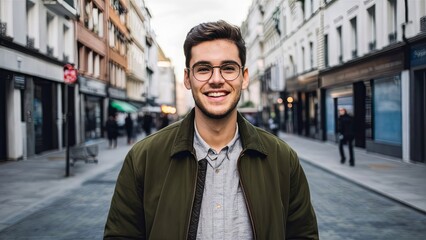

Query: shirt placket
left=211, top=149, right=226, bottom=240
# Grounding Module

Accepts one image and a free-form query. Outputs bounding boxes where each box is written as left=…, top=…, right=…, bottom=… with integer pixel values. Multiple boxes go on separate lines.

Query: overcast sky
left=146, top=0, right=253, bottom=82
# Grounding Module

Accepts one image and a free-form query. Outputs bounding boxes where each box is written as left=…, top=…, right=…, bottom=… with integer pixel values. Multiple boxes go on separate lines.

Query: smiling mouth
left=205, top=92, right=228, bottom=97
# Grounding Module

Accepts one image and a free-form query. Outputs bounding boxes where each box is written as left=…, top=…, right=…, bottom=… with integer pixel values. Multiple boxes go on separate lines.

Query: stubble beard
left=194, top=90, right=241, bottom=120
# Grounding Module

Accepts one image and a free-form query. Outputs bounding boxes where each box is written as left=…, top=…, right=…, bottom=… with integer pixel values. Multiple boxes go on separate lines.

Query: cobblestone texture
left=0, top=160, right=425, bottom=239
left=302, top=160, right=426, bottom=240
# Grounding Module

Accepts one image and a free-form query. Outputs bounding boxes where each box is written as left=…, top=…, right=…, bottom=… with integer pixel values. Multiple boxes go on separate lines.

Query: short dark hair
left=183, top=20, right=246, bottom=68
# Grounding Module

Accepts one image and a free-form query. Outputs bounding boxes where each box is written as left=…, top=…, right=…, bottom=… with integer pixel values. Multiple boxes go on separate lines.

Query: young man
left=104, top=20, right=318, bottom=239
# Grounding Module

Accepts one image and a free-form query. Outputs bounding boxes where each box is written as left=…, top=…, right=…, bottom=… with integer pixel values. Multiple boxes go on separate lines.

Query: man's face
left=184, top=39, right=249, bottom=119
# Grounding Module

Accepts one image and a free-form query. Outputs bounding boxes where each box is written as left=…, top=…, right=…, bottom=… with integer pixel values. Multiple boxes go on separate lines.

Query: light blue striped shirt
left=193, top=123, right=253, bottom=240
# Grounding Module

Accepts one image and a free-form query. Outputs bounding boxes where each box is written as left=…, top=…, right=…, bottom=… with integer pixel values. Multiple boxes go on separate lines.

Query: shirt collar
left=193, top=121, right=240, bottom=161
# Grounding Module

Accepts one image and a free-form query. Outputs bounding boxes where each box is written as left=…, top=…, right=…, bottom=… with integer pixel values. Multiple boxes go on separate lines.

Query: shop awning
left=110, top=100, right=138, bottom=113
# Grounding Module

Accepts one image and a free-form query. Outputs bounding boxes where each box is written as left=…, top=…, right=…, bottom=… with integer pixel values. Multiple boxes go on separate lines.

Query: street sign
left=64, top=64, right=77, bottom=84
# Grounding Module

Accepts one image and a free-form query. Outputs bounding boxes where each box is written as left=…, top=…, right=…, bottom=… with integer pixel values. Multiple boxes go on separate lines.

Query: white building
left=156, top=45, right=176, bottom=109
left=126, top=0, right=147, bottom=104
left=0, top=0, right=77, bottom=160
left=242, top=0, right=426, bottom=163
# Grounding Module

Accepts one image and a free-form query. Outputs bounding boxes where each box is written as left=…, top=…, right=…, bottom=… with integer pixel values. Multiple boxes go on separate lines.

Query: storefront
left=33, top=78, right=58, bottom=154
left=284, top=70, right=320, bottom=139
left=79, top=76, right=107, bottom=141
left=410, top=42, right=426, bottom=163
left=320, top=46, right=405, bottom=158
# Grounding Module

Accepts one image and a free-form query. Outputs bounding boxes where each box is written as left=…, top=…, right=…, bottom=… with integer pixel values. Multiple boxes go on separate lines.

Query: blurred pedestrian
left=105, top=115, right=118, bottom=148
left=158, top=113, right=169, bottom=130
left=142, top=113, right=153, bottom=136
left=125, top=113, right=134, bottom=145
left=338, top=108, right=355, bottom=166
left=268, top=114, right=278, bottom=136
left=105, top=20, right=318, bottom=239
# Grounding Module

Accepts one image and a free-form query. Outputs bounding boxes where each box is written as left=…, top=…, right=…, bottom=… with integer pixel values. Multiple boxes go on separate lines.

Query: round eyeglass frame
left=187, top=63, right=244, bottom=82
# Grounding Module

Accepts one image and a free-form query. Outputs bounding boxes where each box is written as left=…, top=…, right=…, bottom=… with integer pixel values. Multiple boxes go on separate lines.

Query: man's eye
left=221, top=65, right=237, bottom=72
left=195, top=66, right=211, bottom=73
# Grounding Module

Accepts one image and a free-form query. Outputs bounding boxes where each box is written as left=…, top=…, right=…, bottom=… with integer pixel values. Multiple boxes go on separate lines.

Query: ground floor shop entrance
left=411, top=69, right=426, bottom=163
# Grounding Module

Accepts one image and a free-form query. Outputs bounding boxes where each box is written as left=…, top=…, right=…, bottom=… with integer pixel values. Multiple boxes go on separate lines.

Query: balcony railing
left=47, top=45, right=54, bottom=57
left=388, top=32, right=397, bottom=43
left=352, top=49, right=358, bottom=58
left=0, top=21, right=6, bottom=36
left=420, top=16, right=426, bottom=32
left=369, top=41, right=376, bottom=51
left=27, top=36, right=35, bottom=49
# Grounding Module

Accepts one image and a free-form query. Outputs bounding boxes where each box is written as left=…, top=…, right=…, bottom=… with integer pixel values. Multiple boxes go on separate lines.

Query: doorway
left=411, top=69, right=426, bottom=163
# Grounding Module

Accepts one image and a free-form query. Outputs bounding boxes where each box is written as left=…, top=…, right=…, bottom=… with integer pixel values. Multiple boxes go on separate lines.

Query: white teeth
left=207, top=92, right=226, bottom=97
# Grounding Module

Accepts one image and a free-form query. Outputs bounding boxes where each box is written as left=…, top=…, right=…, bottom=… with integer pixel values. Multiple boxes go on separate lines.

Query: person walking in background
left=105, top=115, right=118, bottom=149
left=124, top=113, right=134, bottom=145
left=158, top=113, right=170, bottom=130
left=142, top=113, right=153, bottom=136
left=268, top=114, right=279, bottom=136
left=104, top=20, right=318, bottom=239
left=338, top=108, right=355, bottom=166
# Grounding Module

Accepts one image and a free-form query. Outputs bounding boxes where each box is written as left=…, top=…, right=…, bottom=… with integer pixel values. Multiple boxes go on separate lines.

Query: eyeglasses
left=187, top=62, right=243, bottom=82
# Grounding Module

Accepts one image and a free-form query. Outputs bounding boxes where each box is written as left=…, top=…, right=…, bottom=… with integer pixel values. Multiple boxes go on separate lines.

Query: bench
left=69, top=140, right=101, bottom=166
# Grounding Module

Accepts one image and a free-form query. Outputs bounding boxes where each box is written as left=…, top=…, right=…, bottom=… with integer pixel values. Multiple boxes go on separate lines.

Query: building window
left=94, top=54, right=100, bottom=77
left=337, top=26, right=343, bottom=63
left=373, top=76, right=402, bottom=145
left=26, top=0, right=38, bottom=49
left=282, top=15, right=287, bottom=36
left=368, top=5, right=376, bottom=50
left=309, top=41, right=314, bottom=70
left=350, top=17, right=357, bottom=58
left=87, top=50, right=93, bottom=75
left=324, top=34, right=329, bottom=67
left=46, top=12, right=56, bottom=57
left=388, top=0, right=397, bottom=43
left=301, top=46, right=305, bottom=72
left=63, top=25, right=71, bottom=62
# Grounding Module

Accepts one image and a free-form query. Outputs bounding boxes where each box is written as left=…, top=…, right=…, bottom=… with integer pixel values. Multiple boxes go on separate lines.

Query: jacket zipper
left=185, top=151, right=198, bottom=240
left=238, top=150, right=257, bottom=240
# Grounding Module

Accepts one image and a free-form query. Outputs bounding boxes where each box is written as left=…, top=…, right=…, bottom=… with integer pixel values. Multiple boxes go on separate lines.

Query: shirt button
left=215, top=169, right=220, bottom=173
left=216, top=204, right=222, bottom=209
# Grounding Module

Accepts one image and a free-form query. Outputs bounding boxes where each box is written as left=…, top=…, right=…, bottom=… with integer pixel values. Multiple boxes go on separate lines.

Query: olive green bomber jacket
left=104, top=109, right=318, bottom=239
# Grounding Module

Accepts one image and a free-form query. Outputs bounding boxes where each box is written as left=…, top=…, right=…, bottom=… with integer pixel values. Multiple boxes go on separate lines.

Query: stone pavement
left=0, top=136, right=138, bottom=232
left=278, top=132, right=426, bottom=214
left=0, top=131, right=424, bottom=233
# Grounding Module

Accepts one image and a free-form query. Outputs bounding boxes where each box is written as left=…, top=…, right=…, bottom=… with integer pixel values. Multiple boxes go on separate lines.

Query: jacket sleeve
left=104, top=149, right=146, bottom=239
left=286, top=149, right=319, bottom=240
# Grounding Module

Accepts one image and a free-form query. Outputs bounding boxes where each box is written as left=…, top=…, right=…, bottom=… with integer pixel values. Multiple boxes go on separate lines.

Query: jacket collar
left=170, top=108, right=267, bottom=158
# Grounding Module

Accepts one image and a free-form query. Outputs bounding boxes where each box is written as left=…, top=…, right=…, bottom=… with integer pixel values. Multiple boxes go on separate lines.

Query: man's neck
left=194, top=108, right=238, bottom=152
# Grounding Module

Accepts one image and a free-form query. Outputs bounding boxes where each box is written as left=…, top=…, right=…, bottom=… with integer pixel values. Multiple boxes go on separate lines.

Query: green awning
left=110, top=100, right=138, bottom=113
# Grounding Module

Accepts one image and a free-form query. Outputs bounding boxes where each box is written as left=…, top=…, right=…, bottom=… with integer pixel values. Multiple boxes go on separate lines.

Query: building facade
left=77, top=0, right=109, bottom=142
left=243, top=0, right=426, bottom=163
left=0, top=0, right=77, bottom=160
left=0, top=0, right=166, bottom=161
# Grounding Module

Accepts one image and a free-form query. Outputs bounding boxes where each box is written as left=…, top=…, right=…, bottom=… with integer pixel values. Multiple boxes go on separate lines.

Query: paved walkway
left=0, top=136, right=138, bottom=231
left=0, top=132, right=424, bottom=231
left=278, top=132, right=426, bottom=214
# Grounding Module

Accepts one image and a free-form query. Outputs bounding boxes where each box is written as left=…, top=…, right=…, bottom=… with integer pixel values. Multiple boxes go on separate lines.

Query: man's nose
left=209, top=67, right=225, bottom=83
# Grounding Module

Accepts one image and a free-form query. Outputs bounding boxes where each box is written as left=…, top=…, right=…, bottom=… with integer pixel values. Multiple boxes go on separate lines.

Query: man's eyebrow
left=193, top=60, right=240, bottom=66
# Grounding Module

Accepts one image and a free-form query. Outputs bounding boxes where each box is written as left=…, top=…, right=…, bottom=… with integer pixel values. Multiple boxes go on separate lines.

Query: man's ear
left=184, top=68, right=191, bottom=90
left=242, top=68, right=249, bottom=90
